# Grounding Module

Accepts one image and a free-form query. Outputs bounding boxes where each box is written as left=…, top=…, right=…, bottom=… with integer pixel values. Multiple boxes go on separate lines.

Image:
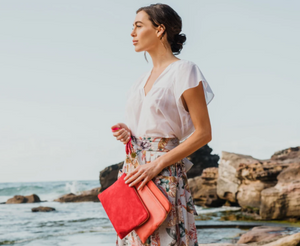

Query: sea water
left=0, top=180, right=249, bottom=245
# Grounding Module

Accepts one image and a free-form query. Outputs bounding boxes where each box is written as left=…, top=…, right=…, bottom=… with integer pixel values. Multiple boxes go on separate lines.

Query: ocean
left=0, top=180, right=264, bottom=245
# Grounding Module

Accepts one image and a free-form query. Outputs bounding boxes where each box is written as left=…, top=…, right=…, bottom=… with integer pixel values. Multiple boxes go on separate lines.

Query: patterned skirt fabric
left=116, top=136, right=199, bottom=246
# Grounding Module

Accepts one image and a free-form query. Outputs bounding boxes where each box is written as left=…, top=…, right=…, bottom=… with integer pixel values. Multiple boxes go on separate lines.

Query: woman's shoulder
left=175, top=59, right=199, bottom=70
left=172, top=59, right=202, bottom=80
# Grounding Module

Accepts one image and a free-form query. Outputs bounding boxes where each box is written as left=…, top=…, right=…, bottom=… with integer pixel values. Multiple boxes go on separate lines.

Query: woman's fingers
left=137, top=177, right=149, bottom=191
left=125, top=172, right=145, bottom=187
left=115, top=129, right=125, bottom=139
left=124, top=135, right=131, bottom=144
left=112, top=128, right=124, bottom=138
left=116, top=129, right=130, bottom=142
left=124, top=168, right=138, bottom=181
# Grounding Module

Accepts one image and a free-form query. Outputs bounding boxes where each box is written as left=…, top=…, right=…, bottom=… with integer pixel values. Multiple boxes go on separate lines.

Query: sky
left=0, top=0, right=299, bottom=183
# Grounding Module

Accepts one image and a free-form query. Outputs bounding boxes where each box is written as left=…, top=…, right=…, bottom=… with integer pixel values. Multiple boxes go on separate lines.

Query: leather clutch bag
left=134, top=179, right=172, bottom=243
left=98, top=172, right=149, bottom=239
left=108, top=127, right=172, bottom=242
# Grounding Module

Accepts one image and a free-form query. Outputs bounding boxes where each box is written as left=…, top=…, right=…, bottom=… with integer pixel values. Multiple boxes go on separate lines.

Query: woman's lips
left=133, top=41, right=138, bottom=45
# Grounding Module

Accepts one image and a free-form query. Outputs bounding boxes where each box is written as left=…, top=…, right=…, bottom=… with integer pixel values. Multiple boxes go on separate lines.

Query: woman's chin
left=134, top=46, right=143, bottom=52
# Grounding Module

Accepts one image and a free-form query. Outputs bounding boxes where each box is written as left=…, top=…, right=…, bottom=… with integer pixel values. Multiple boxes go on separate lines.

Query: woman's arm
left=124, top=81, right=212, bottom=190
left=156, top=81, right=212, bottom=170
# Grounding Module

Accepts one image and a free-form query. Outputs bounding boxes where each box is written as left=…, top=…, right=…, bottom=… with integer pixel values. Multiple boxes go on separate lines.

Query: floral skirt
left=116, top=136, right=199, bottom=246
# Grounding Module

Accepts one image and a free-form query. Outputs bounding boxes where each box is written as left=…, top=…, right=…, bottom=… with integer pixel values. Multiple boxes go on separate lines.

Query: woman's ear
left=157, top=24, right=165, bottom=37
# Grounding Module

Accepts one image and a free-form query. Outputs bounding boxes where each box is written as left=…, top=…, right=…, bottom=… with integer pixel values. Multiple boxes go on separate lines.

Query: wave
left=0, top=180, right=100, bottom=201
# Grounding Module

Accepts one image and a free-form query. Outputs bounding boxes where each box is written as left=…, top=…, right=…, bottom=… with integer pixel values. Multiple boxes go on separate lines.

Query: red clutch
left=106, top=126, right=172, bottom=243
left=134, top=179, right=172, bottom=243
left=98, top=172, right=149, bottom=239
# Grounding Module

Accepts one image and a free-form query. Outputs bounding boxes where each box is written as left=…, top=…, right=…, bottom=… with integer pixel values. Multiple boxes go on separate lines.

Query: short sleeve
left=174, top=62, right=214, bottom=106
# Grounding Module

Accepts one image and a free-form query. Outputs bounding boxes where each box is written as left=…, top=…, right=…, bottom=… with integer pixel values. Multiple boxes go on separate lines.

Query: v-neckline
left=142, top=59, right=182, bottom=98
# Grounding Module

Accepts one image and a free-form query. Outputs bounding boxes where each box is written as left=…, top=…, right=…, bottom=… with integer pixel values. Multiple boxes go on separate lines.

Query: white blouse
left=125, top=59, right=214, bottom=143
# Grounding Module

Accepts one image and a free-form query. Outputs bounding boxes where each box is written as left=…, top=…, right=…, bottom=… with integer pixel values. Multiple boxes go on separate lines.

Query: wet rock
left=54, top=187, right=101, bottom=203
left=6, top=194, right=41, bottom=204
left=31, top=206, right=55, bottom=212
left=188, top=167, right=226, bottom=207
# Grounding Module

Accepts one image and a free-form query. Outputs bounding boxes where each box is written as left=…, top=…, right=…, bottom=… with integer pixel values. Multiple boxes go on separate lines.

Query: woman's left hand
left=123, top=161, right=163, bottom=191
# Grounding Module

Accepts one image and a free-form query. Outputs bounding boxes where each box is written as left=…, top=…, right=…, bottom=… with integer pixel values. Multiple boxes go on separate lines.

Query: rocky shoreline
left=2, top=144, right=300, bottom=245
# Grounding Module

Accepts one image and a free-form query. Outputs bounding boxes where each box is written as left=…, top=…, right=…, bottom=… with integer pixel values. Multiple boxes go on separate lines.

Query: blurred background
left=0, top=0, right=299, bottom=183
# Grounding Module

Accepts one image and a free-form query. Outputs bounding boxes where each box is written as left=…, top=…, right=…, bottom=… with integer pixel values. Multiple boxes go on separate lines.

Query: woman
left=111, top=3, right=214, bottom=246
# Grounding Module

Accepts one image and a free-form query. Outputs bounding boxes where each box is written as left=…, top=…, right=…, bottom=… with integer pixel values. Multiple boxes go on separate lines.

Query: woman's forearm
left=156, top=130, right=212, bottom=172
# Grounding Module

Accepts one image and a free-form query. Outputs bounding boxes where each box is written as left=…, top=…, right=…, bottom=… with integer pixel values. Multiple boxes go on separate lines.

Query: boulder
left=6, top=194, right=41, bottom=204
left=54, top=187, right=101, bottom=203
left=262, top=231, right=300, bottom=246
left=188, top=167, right=226, bottom=207
left=99, top=162, right=123, bottom=192
left=198, top=244, right=247, bottom=246
left=237, top=226, right=286, bottom=244
left=186, top=144, right=219, bottom=179
left=217, top=147, right=299, bottom=210
left=271, top=146, right=300, bottom=161
left=32, top=206, right=55, bottom=212
left=217, top=151, right=259, bottom=204
left=260, top=163, right=300, bottom=219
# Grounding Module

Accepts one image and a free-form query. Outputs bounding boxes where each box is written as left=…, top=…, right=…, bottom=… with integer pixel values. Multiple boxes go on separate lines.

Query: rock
left=99, top=162, right=123, bottom=192
left=237, top=226, right=286, bottom=244
left=198, top=244, right=247, bottom=246
left=237, top=179, right=276, bottom=210
left=6, top=194, right=41, bottom=204
left=236, top=159, right=284, bottom=210
left=217, top=151, right=259, bottom=204
left=262, top=231, right=300, bottom=246
left=188, top=167, right=226, bottom=207
left=217, top=147, right=299, bottom=211
left=271, top=146, right=300, bottom=161
left=31, top=206, right=55, bottom=212
left=54, top=187, right=101, bottom=203
left=260, top=163, right=300, bottom=219
left=186, top=144, right=219, bottom=179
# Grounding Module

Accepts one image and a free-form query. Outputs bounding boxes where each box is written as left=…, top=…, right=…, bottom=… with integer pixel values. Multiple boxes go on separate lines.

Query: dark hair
left=136, top=3, right=187, bottom=56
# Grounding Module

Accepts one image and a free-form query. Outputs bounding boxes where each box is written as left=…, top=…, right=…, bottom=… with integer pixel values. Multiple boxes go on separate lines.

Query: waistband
left=125, top=135, right=194, bottom=173
left=130, top=135, right=179, bottom=152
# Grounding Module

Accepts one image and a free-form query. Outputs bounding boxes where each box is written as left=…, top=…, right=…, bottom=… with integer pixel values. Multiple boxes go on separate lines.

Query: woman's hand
left=111, top=123, right=132, bottom=145
left=123, top=160, right=163, bottom=191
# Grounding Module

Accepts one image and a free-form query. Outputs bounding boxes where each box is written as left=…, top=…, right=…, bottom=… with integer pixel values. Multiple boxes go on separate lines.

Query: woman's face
left=131, top=11, right=163, bottom=52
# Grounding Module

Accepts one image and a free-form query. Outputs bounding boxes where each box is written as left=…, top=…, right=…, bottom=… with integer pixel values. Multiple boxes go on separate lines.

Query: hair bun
left=171, top=33, right=186, bottom=54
